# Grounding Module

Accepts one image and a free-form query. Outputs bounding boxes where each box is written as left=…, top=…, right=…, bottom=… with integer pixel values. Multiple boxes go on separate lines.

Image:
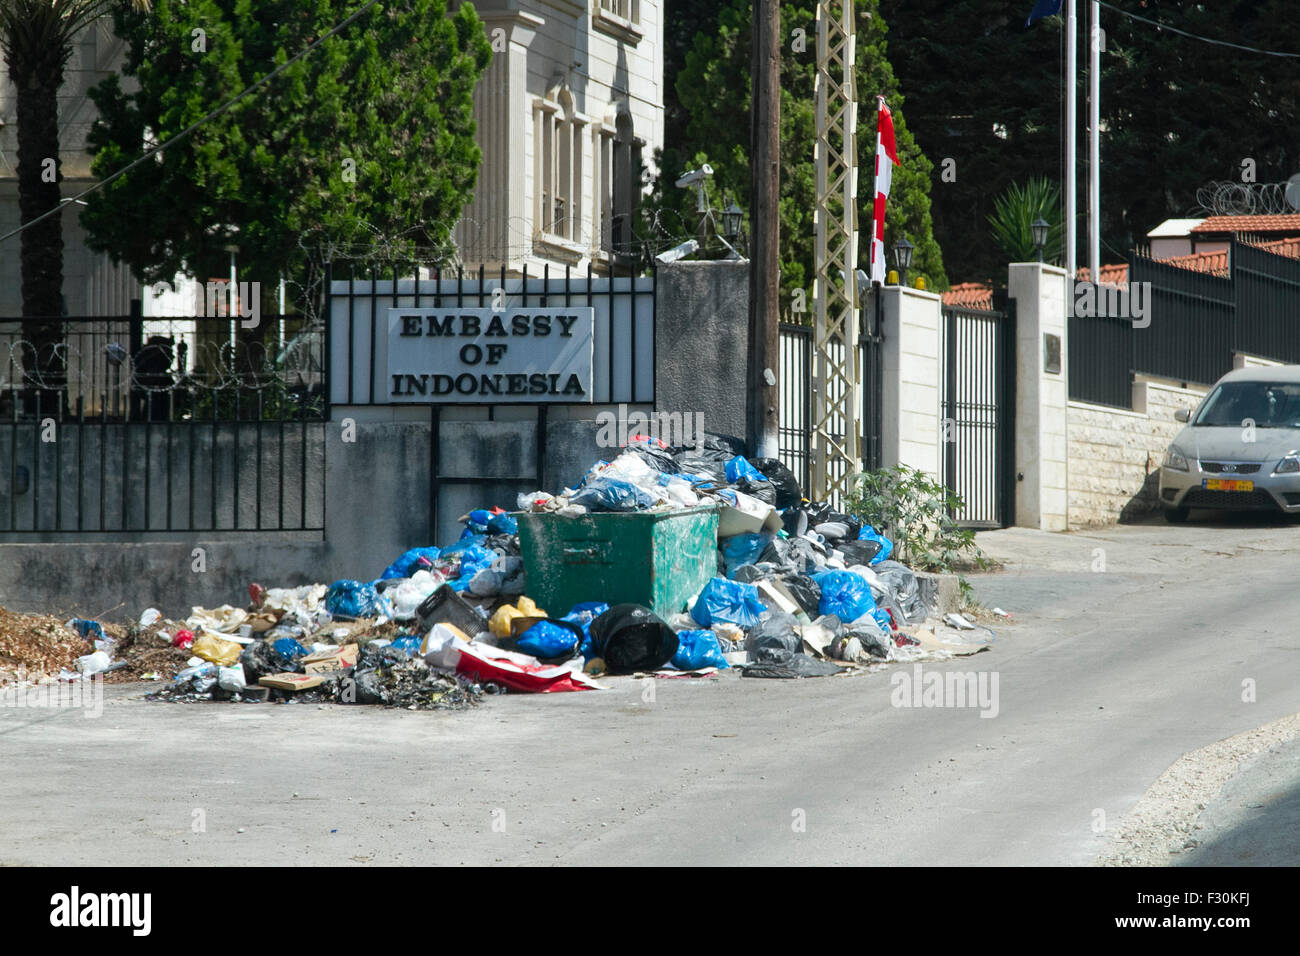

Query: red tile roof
left=943, top=237, right=1300, bottom=306
left=1190, top=215, right=1300, bottom=235
left=940, top=282, right=994, bottom=309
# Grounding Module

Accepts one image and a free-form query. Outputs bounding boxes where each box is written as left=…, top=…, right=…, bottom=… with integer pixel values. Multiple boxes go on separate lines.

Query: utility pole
left=811, top=0, right=859, bottom=503
left=747, top=0, right=781, bottom=460
left=1089, top=0, right=1101, bottom=282
left=1065, top=0, right=1077, bottom=277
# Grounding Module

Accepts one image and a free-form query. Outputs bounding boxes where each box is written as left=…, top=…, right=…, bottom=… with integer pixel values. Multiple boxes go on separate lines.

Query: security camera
left=654, top=239, right=699, bottom=265
left=675, top=165, right=713, bottom=188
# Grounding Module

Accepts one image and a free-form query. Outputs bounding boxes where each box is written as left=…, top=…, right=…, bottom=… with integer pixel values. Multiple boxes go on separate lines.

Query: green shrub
left=844, top=464, right=987, bottom=573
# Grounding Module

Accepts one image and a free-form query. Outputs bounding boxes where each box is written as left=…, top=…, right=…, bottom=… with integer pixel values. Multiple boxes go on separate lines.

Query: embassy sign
left=386, top=307, right=594, bottom=403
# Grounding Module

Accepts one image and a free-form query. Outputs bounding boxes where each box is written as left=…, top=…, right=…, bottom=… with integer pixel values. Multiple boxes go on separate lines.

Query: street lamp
left=1031, top=217, right=1050, bottom=262
left=892, top=237, right=914, bottom=287
left=720, top=198, right=744, bottom=260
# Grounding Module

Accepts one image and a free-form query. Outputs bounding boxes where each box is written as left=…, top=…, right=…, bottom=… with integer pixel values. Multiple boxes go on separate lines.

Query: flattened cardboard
left=258, top=672, right=325, bottom=691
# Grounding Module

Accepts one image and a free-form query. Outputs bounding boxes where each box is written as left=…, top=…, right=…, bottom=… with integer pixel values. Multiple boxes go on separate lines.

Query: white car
left=1157, top=366, right=1300, bottom=522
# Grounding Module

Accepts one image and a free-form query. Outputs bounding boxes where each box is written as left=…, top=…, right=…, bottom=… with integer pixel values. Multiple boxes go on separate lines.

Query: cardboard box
left=300, top=643, right=358, bottom=674
left=258, top=672, right=325, bottom=691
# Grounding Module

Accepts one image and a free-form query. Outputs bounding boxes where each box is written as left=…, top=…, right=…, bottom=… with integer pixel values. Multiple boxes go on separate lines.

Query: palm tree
left=988, top=177, right=1065, bottom=265
left=0, top=0, right=148, bottom=413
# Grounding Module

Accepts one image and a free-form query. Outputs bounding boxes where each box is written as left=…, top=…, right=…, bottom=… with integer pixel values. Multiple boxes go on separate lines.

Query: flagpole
left=1089, top=0, right=1101, bottom=282
left=1066, top=0, right=1077, bottom=278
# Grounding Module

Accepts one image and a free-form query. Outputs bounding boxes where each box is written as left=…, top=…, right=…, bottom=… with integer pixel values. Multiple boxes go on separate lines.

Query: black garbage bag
left=589, top=604, right=680, bottom=673
left=779, top=572, right=823, bottom=617
left=781, top=507, right=809, bottom=538
left=785, top=535, right=828, bottom=572
left=348, top=668, right=386, bottom=704
left=743, top=611, right=841, bottom=678
left=673, top=454, right=729, bottom=483
left=695, top=432, right=747, bottom=456
left=732, top=562, right=780, bottom=584
left=742, top=655, right=841, bottom=678
left=749, top=457, right=802, bottom=509
left=747, top=612, right=803, bottom=661
left=871, top=559, right=929, bottom=622
left=627, top=441, right=679, bottom=474
left=838, top=539, right=883, bottom=566
left=239, top=640, right=299, bottom=681
left=736, top=476, right=777, bottom=505
left=484, top=532, right=522, bottom=556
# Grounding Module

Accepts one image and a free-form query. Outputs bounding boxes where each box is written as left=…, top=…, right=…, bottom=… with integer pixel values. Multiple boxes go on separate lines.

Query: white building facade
left=452, top=0, right=664, bottom=274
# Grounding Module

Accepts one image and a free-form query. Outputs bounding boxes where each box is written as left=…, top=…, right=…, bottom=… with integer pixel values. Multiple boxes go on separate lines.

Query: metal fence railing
left=1069, top=239, right=1300, bottom=409
left=0, top=315, right=325, bottom=533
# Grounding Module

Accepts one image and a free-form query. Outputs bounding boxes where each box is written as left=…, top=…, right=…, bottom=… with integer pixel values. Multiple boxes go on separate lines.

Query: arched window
left=609, top=111, right=640, bottom=256
left=534, top=84, right=585, bottom=243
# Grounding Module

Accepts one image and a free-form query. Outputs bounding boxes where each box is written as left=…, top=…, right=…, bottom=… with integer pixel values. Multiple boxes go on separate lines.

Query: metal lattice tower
left=811, top=0, right=859, bottom=504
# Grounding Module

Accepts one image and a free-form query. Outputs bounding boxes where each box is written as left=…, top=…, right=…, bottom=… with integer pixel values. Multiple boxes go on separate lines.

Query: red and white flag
left=870, top=96, right=899, bottom=285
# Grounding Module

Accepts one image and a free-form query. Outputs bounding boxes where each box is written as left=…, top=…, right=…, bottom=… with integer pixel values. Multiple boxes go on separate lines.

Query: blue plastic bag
left=463, top=509, right=494, bottom=533
left=569, top=477, right=655, bottom=512
left=69, top=619, right=106, bottom=642
left=487, top=512, right=518, bottom=535
left=722, top=532, right=773, bottom=578
left=857, top=524, right=893, bottom=564
left=516, top=620, right=580, bottom=660
left=724, top=456, right=767, bottom=483
left=439, top=535, right=486, bottom=556
left=325, top=580, right=386, bottom=619
left=450, top=544, right=499, bottom=592
left=390, top=636, right=424, bottom=656
left=871, top=608, right=894, bottom=635
left=813, top=570, right=877, bottom=622
left=672, top=630, right=730, bottom=670
left=380, top=546, right=442, bottom=580
left=272, top=637, right=307, bottom=660
left=691, top=578, right=767, bottom=629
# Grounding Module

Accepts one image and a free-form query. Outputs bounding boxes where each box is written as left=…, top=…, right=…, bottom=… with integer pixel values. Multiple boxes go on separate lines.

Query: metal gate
left=940, top=303, right=1016, bottom=528
left=778, top=308, right=883, bottom=502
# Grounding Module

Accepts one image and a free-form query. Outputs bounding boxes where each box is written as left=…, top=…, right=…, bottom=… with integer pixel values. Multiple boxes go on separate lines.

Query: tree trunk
left=8, top=43, right=67, bottom=417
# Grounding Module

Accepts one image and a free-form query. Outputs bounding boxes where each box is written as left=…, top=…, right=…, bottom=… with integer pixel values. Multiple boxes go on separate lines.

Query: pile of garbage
left=142, top=432, right=992, bottom=706
left=4, top=433, right=991, bottom=707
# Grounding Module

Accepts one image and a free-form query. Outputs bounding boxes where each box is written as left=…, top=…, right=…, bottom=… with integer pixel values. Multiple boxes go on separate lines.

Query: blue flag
left=1026, top=0, right=1063, bottom=27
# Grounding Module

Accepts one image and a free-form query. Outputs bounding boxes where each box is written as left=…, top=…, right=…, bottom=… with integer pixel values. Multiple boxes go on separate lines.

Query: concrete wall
left=653, top=260, right=749, bottom=443
left=878, top=286, right=942, bottom=476
left=1009, top=263, right=1069, bottom=531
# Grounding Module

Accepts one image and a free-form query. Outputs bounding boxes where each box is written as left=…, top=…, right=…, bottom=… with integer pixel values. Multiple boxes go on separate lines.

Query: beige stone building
left=0, top=1, right=664, bottom=320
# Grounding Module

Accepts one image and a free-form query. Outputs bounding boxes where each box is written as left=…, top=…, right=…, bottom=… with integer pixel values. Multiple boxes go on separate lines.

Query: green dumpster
left=516, top=506, right=719, bottom=620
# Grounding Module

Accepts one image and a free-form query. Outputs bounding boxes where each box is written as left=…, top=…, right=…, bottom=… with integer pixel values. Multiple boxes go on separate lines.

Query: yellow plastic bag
left=192, top=634, right=242, bottom=667
left=489, top=597, right=546, bottom=638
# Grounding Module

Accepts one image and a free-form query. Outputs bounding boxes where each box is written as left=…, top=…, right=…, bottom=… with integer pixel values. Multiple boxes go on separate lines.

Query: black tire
left=1163, top=506, right=1190, bottom=523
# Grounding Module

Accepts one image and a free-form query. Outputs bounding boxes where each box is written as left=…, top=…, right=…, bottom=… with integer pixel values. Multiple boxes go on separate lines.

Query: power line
left=0, top=0, right=385, bottom=246
left=1099, top=1, right=1300, bottom=59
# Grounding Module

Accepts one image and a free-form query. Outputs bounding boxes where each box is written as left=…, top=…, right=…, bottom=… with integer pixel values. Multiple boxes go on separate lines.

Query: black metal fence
left=778, top=314, right=883, bottom=499
left=0, top=315, right=325, bottom=533
left=1070, top=239, right=1300, bottom=408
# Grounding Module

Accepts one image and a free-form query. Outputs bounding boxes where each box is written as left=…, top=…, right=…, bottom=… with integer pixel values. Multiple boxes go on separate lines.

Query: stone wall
left=1066, top=379, right=1208, bottom=528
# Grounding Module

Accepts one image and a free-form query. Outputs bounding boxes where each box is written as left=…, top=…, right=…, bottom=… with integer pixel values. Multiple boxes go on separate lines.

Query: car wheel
left=1163, top=506, right=1190, bottom=524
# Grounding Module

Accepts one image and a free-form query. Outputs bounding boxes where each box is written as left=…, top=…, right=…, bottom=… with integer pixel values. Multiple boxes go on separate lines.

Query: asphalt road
left=2, top=514, right=1297, bottom=866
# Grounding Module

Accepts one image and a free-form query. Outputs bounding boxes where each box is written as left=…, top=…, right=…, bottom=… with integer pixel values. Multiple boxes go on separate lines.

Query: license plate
left=1203, top=479, right=1254, bottom=492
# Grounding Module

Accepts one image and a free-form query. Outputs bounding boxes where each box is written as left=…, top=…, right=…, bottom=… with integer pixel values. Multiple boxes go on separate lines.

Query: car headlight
left=1163, top=446, right=1189, bottom=471
left=1273, top=455, right=1300, bottom=475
